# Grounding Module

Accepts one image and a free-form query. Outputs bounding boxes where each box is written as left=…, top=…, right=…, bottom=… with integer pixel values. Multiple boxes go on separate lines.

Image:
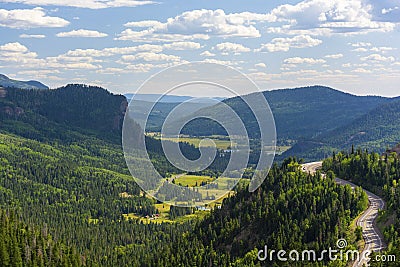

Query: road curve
left=302, top=162, right=386, bottom=267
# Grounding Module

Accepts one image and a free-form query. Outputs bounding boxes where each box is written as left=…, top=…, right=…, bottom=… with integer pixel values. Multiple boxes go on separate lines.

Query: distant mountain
left=177, top=86, right=392, bottom=144
left=125, top=94, right=226, bottom=132
left=125, top=93, right=225, bottom=103
left=129, top=100, right=218, bottom=132
left=282, top=97, right=400, bottom=161
left=0, top=74, right=49, bottom=90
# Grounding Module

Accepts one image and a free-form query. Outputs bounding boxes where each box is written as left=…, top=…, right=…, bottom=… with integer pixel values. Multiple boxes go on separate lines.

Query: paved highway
left=302, top=162, right=386, bottom=267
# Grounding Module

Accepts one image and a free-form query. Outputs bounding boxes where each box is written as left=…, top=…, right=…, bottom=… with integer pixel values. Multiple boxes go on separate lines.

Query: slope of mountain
left=0, top=209, right=82, bottom=266
left=0, top=84, right=126, bottom=142
left=125, top=94, right=226, bottom=131
left=0, top=82, right=372, bottom=266
left=0, top=74, right=48, bottom=90
left=320, top=97, right=400, bottom=149
left=282, top=97, right=400, bottom=161
left=128, top=100, right=219, bottom=131
left=178, top=86, right=391, bottom=144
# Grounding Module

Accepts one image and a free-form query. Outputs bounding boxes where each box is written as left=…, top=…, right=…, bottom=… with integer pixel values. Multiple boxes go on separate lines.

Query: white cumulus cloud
left=255, top=63, right=267, bottom=68
left=200, top=51, right=215, bottom=57
left=116, top=9, right=275, bottom=42
left=56, top=29, right=108, bottom=38
left=325, top=53, right=343, bottom=59
left=256, top=35, right=322, bottom=52
left=361, top=53, right=395, bottom=62
left=121, top=52, right=181, bottom=62
left=163, top=42, right=201, bottom=50
left=0, top=7, right=69, bottom=29
left=284, top=57, right=326, bottom=64
left=214, top=42, right=250, bottom=55
left=266, top=0, right=396, bottom=36
left=0, top=42, right=29, bottom=52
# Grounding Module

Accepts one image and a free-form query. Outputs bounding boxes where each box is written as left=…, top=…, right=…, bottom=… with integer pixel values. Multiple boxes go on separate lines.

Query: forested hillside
left=323, top=150, right=400, bottom=266
left=179, top=86, right=390, bottom=144
left=0, top=209, right=81, bottom=266
left=321, top=98, right=400, bottom=150
left=0, top=84, right=373, bottom=266
left=284, top=98, right=400, bottom=161
left=0, top=133, right=369, bottom=266
left=0, top=85, right=127, bottom=143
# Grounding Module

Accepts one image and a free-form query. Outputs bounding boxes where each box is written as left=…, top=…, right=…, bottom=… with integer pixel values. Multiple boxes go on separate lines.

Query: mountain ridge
left=178, top=85, right=393, bottom=143
left=0, top=74, right=49, bottom=90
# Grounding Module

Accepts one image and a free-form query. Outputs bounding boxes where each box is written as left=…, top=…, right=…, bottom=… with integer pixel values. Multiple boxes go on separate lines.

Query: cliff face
left=113, top=98, right=128, bottom=130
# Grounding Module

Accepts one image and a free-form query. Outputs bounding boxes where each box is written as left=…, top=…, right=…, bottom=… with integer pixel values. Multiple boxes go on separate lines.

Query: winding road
left=302, top=162, right=386, bottom=267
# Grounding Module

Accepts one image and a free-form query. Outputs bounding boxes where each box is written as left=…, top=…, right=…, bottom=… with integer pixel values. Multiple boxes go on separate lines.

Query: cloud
left=382, top=7, right=399, bottom=15
left=361, top=53, right=395, bottom=62
left=203, top=58, right=237, bottom=66
left=370, top=46, right=396, bottom=52
left=352, top=68, right=372, bottom=73
left=56, top=29, right=108, bottom=38
left=65, top=44, right=165, bottom=58
left=266, top=0, right=396, bottom=36
left=160, top=9, right=261, bottom=37
left=214, top=42, right=250, bottom=54
left=116, top=9, right=275, bottom=42
left=163, top=42, right=201, bottom=50
left=116, top=29, right=209, bottom=42
left=255, top=63, right=267, bottom=68
left=0, top=42, right=29, bottom=52
left=349, top=43, right=396, bottom=53
left=350, top=42, right=372, bottom=47
left=352, top=48, right=369, bottom=52
left=0, top=42, right=102, bottom=70
left=0, top=42, right=41, bottom=65
left=200, top=51, right=215, bottom=57
left=284, top=57, right=326, bottom=64
left=256, top=35, right=322, bottom=52
left=124, top=20, right=163, bottom=28
left=20, top=34, right=46, bottom=38
left=0, top=0, right=156, bottom=9
left=325, top=53, right=343, bottom=59
left=0, top=7, right=69, bottom=29
left=121, top=52, right=181, bottom=62
left=124, top=63, right=173, bottom=72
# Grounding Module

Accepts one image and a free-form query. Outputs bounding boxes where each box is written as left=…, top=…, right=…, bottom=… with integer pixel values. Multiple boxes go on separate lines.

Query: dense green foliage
left=323, top=150, right=400, bottom=266
left=0, top=209, right=81, bottom=266
left=0, top=127, right=369, bottom=266
left=183, top=159, right=368, bottom=266
left=0, top=84, right=373, bottom=266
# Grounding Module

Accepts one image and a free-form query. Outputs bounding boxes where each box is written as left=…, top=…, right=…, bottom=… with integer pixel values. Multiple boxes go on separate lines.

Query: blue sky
left=0, top=0, right=399, bottom=97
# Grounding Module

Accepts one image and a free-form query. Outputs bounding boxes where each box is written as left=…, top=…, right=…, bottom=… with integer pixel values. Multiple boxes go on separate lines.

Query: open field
left=149, top=134, right=235, bottom=150
left=174, top=174, right=215, bottom=187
